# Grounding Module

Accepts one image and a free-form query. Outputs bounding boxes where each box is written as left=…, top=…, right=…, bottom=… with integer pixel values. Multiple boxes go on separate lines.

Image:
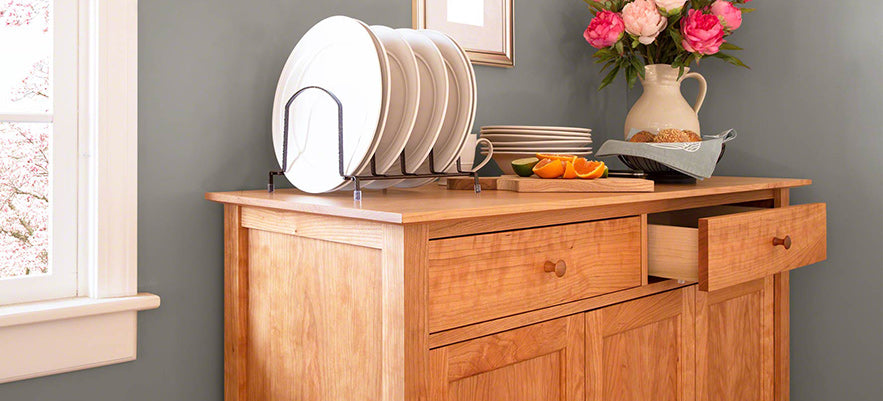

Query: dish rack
left=267, top=86, right=481, bottom=200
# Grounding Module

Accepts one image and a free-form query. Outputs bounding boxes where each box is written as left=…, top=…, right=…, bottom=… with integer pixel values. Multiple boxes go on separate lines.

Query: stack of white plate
left=271, top=16, right=477, bottom=193
left=479, top=126, right=593, bottom=175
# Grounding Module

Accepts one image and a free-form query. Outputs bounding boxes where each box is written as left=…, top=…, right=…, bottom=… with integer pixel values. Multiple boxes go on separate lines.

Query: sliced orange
left=562, top=161, right=577, bottom=179
left=535, top=153, right=577, bottom=164
left=532, top=158, right=566, bottom=179
left=576, top=160, right=606, bottom=179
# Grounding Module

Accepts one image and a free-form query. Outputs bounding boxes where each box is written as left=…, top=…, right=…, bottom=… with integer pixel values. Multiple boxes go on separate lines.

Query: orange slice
left=535, top=153, right=577, bottom=164
left=562, top=161, right=577, bottom=179
left=576, top=160, right=606, bottom=179
left=532, top=158, right=566, bottom=179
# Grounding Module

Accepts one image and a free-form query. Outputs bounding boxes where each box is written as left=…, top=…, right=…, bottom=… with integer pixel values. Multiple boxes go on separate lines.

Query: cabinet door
left=586, top=287, right=696, bottom=401
left=428, top=315, right=585, bottom=401
left=696, top=277, right=774, bottom=401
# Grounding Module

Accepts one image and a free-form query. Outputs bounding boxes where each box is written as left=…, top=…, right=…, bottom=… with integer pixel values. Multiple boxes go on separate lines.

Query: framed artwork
left=413, top=0, right=514, bottom=68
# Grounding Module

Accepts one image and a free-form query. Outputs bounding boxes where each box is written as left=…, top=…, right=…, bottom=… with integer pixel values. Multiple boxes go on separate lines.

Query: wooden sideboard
left=206, top=176, right=827, bottom=401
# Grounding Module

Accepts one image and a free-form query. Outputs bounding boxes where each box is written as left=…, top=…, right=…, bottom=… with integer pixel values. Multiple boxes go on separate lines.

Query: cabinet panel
left=587, top=287, right=695, bottom=401
left=696, top=277, right=774, bottom=401
left=429, top=315, right=585, bottom=401
left=246, top=229, right=384, bottom=401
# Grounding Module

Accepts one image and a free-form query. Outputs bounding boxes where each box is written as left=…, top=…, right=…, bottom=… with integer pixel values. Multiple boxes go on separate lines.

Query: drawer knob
left=544, top=260, right=567, bottom=277
left=773, top=235, right=792, bottom=250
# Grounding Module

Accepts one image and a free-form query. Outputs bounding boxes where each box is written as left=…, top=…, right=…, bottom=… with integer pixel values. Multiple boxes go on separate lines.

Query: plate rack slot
left=268, top=86, right=481, bottom=200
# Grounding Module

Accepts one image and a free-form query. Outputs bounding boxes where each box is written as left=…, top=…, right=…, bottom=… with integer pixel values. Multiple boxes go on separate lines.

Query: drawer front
left=699, top=203, right=826, bottom=291
left=428, top=217, right=642, bottom=332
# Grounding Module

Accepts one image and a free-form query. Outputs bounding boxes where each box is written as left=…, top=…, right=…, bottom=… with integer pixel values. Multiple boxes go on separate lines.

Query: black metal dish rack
left=267, top=86, right=481, bottom=200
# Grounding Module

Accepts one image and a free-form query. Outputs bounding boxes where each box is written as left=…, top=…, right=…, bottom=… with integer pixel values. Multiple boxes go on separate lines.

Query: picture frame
left=412, top=0, right=514, bottom=68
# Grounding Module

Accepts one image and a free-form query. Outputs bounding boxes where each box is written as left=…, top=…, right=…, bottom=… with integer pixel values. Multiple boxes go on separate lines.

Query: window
left=0, top=0, right=158, bottom=383
left=0, top=0, right=78, bottom=305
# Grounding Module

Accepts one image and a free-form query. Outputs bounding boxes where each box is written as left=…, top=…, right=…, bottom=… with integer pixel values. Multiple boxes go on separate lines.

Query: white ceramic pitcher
left=623, top=64, right=707, bottom=138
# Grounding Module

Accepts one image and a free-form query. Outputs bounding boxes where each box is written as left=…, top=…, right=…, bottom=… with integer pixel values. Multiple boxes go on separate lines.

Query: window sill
left=0, top=293, right=160, bottom=383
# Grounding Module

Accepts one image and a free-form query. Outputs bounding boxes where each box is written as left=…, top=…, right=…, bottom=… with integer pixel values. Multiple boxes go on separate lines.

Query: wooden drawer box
left=427, top=217, right=642, bottom=332
left=648, top=204, right=826, bottom=291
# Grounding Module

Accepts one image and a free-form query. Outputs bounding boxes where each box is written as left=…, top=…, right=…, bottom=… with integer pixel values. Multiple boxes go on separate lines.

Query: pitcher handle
left=680, top=72, right=707, bottom=114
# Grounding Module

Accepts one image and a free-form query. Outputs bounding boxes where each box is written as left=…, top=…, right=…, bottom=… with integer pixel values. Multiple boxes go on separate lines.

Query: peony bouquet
left=582, top=0, right=753, bottom=89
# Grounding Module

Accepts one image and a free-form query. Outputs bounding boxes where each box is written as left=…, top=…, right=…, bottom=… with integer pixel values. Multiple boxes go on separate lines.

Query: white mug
left=447, top=134, right=493, bottom=173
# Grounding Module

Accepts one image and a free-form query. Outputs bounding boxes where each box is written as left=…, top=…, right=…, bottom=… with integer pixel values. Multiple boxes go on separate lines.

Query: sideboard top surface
left=205, top=176, right=810, bottom=224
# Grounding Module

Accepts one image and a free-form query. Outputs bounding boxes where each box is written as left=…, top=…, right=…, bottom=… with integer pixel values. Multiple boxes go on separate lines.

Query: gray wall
left=1, top=0, right=880, bottom=399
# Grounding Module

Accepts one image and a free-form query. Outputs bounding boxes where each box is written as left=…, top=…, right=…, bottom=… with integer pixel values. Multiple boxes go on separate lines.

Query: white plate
left=368, top=29, right=449, bottom=190
left=484, top=136, right=591, bottom=143
left=485, top=139, right=592, bottom=147
left=481, top=132, right=592, bottom=142
left=368, top=26, right=420, bottom=173
left=482, top=125, right=591, bottom=133
left=481, top=129, right=592, bottom=137
left=486, top=146, right=593, bottom=152
left=397, top=30, right=477, bottom=188
left=272, top=16, right=389, bottom=193
left=394, top=29, right=448, bottom=172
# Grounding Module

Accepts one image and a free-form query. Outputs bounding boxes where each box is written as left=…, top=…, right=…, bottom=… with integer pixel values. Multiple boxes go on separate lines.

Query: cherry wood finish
left=206, top=176, right=810, bottom=224
left=446, top=175, right=654, bottom=193
left=429, top=315, right=585, bottom=401
left=210, top=177, right=823, bottom=401
left=586, top=287, right=696, bottom=401
left=427, top=217, right=642, bottom=331
left=696, top=277, right=775, bottom=401
left=223, top=205, right=248, bottom=401
left=699, top=204, right=826, bottom=291
left=647, top=204, right=827, bottom=291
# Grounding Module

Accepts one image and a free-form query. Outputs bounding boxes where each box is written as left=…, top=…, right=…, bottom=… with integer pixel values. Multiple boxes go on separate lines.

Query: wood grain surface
left=427, top=217, right=642, bottom=332
left=696, top=277, right=774, bottom=401
left=699, top=204, right=827, bottom=291
left=586, top=287, right=695, bottom=401
left=223, top=205, right=249, bottom=401
left=429, top=315, right=585, bottom=401
left=446, top=175, right=654, bottom=193
left=241, top=206, right=384, bottom=248
left=206, top=177, right=811, bottom=224
left=245, top=230, right=383, bottom=401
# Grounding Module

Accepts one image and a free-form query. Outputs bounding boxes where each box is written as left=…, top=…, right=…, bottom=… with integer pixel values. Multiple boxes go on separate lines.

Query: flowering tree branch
left=1, top=0, right=51, bottom=276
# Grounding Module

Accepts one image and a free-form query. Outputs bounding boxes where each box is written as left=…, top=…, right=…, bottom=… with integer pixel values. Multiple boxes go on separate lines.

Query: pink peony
left=710, top=0, right=743, bottom=31
left=655, top=0, right=688, bottom=15
left=583, top=10, right=625, bottom=49
left=680, top=9, right=725, bottom=55
left=622, top=0, right=667, bottom=45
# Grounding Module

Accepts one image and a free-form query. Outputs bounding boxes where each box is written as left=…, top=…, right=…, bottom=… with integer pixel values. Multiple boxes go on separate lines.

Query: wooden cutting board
left=446, top=175, right=654, bottom=193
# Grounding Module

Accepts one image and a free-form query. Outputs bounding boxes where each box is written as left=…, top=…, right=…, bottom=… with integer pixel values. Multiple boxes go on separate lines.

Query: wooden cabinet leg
left=224, top=205, right=249, bottom=401
left=774, top=272, right=790, bottom=401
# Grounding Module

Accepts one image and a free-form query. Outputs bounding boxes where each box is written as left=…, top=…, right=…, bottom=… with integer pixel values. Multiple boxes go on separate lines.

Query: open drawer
left=648, top=204, right=826, bottom=291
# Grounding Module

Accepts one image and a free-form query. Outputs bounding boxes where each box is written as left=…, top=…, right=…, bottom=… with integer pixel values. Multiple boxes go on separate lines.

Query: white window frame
left=0, top=0, right=79, bottom=305
left=0, top=0, right=159, bottom=384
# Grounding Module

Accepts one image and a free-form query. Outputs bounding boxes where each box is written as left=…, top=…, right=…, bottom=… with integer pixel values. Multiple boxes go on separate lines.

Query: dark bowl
left=618, top=144, right=726, bottom=184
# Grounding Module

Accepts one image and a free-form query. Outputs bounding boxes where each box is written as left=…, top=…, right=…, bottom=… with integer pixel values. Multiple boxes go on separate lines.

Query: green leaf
left=614, top=41, right=624, bottom=55
left=598, top=64, right=621, bottom=91
left=600, top=59, right=617, bottom=72
left=669, top=28, right=684, bottom=52
left=594, top=50, right=617, bottom=64
left=626, top=64, right=639, bottom=88
left=741, top=8, right=756, bottom=13
left=711, top=52, right=750, bottom=69
left=628, top=56, right=644, bottom=79
left=719, top=42, right=743, bottom=51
